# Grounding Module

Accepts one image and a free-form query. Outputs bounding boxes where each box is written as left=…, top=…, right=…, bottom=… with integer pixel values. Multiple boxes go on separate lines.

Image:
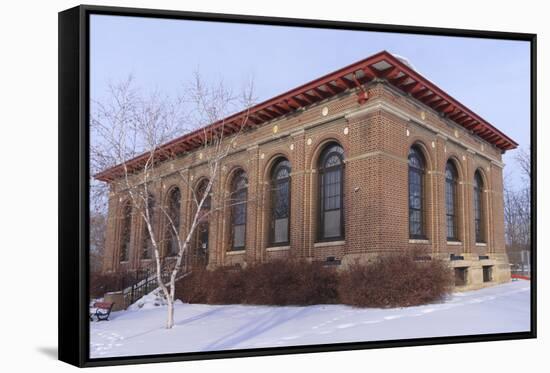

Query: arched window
left=195, top=179, right=211, bottom=264
left=165, top=187, right=181, bottom=257
left=474, top=171, right=485, bottom=243
left=445, top=161, right=459, bottom=241
left=119, top=200, right=132, bottom=262
left=196, top=179, right=212, bottom=214
left=230, top=170, right=247, bottom=250
left=318, top=143, right=345, bottom=241
left=141, top=193, right=155, bottom=259
left=270, top=159, right=291, bottom=246
left=408, top=146, right=426, bottom=238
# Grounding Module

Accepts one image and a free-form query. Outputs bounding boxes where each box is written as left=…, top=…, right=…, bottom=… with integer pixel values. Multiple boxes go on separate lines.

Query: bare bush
left=176, top=255, right=450, bottom=308
left=338, top=253, right=453, bottom=308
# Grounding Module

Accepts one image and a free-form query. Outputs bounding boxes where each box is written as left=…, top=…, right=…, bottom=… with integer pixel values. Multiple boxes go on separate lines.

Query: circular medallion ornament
left=307, top=138, right=312, bottom=146
left=344, top=127, right=349, bottom=135
left=273, top=125, right=279, bottom=134
left=321, top=107, right=329, bottom=116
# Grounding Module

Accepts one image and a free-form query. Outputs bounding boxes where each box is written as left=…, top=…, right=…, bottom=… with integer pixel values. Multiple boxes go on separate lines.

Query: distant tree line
left=504, top=148, right=531, bottom=271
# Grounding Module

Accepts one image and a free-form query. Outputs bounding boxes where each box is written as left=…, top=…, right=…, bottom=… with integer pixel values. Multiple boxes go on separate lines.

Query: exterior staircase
left=107, top=259, right=186, bottom=309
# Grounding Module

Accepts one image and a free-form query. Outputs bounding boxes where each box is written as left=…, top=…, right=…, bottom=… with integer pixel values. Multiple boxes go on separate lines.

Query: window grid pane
left=445, top=163, right=457, bottom=240
left=318, top=143, right=344, bottom=240
left=474, top=173, right=484, bottom=242
left=270, top=159, right=290, bottom=245
left=408, top=147, right=425, bottom=238
left=230, top=172, right=247, bottom=249
left=120, top=203, right=132, bottom=262
left=142, top=195, right=155, bottom=259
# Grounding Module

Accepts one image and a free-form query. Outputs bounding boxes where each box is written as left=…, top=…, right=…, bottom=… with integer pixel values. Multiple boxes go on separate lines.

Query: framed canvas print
left=58, top=4, right=536, bottom=367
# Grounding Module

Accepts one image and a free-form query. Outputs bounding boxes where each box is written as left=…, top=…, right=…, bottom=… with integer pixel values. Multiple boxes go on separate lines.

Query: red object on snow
left=511, top=274, right=530, bottom=280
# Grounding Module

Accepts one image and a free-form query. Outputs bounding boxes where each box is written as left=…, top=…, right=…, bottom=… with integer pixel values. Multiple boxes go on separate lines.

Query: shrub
left=174, top=267, right=210, bottom=304
left=206, top=266, right=247, bottom=304
left=242, top=260, right=339, bottom=305
left=175, top=260, right=339, bottom=306
left=338, top=252, right=453, bottom=308
left=175, top=253, right=453, bottom=308
left=89, top=271, right=128, bottom=298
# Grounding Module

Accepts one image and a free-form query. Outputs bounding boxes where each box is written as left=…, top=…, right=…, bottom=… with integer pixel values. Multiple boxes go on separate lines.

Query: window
left=454, top=267, right=468, bottom=286
left=408, top=146, right=426, bottom=238
left=165, top=187, right=181, bottom=257
left=196, top=179, right=212, bottom=213
left=270, top=159, right=291, bottom=245
left=474, top=171, right=485, bottom=243
left=141, top=194, right=155, bottom=259
left=230, top=170, right=247, bottom=250
left=195, top=179, right=211, bottom=265
left=318, top=143, right=345, bottom=241
left=119, top=200, right=132, bottom=262
left=482, top=265, right=493, bottom=282
left=445, top=161, right=458, bottom=241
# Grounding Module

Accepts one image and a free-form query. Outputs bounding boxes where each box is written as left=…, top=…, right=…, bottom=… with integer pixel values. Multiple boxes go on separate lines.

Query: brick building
left=95, top=51, right=518, bottom=290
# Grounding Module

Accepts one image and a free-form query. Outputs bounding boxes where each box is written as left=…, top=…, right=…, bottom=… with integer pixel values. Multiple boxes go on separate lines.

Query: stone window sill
left=409, top=239, right=430, bottom=244
left=476, top=242, right=487, bottom=247
left=266, top=246, right=290, bottom=252
left=314, top=240, right=346, bottom=248
left=447, top=241, right=462, bottom=246
left=226, top=250, right=246, bottom=256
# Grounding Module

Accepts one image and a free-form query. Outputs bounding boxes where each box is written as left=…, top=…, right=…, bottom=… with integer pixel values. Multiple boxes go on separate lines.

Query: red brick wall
left=101, top=82, right=508, bottom=288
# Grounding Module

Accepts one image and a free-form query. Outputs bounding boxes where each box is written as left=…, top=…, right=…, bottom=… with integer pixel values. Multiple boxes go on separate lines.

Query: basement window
left=454, top=267, right=468, bottom=286
left=483, top=265, right=493, bottom=283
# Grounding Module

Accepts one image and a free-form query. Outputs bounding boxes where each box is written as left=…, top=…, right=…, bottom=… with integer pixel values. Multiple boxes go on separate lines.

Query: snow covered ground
left=90, top=280, right=530, bottom=358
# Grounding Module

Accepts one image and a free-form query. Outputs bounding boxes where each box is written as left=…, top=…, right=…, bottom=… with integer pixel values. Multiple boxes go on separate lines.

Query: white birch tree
left=91, top=74, right=255, bottom=328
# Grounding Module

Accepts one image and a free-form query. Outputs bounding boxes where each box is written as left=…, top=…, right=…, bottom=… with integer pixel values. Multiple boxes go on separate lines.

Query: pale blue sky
left=90, top=15, right=531, bottom=187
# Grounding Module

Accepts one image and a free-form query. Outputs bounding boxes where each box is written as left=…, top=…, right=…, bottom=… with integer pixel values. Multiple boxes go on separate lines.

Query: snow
left=90, top=280, right=530, bottom=358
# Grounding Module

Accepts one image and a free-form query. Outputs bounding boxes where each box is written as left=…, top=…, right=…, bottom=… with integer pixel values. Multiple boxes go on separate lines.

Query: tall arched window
left=445, top=161, right=459, bottom=241
left=165, top=187, right=181, bottom=257
left=230, top=170, right=248, bottom=250
left=474, top=170, right=485, bottom=243
left=409, top=146, right=426, bottom=238
left=196, top=179, right=212, bottom=213
left=141, top=193, right=155, bottom=259
left=270, top=159, right=291, bottom=246
left=194, top=178, right=211, bottom=265
left=119, top=200, right=132, bottom=262
left=318, top=143, right=345, bottom=241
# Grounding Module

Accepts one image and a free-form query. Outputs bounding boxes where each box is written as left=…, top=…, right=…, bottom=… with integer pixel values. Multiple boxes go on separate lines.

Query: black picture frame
left=58, top=4, right=537, bottom=367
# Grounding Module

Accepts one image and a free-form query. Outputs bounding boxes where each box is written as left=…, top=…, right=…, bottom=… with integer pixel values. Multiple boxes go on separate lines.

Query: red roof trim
left=95, top=51, right=517, bottom=182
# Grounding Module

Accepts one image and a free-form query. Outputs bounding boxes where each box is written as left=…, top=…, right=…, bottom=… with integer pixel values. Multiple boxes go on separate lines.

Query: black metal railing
left=117, top=257, right=187, bottom=308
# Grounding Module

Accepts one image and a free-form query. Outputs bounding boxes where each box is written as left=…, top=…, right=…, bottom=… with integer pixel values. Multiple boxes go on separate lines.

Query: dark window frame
left=445, top=161, right=459, bottom=241
left=229, top=170, right=248, bottom=251
left=317, top=143, right=345, bottom=242
left=194, top=179, right=211, bottom=265
left=474, top=171, right=486, bottom=243
left=164, top=187, right=181, bottom=257
left=141, top=193, right=155, bottom=260
left=119, top=200, right=132, bottom=263
left=482, top=265, right=493, bottom=282
left=408, top=146, right=427, bottom=239
left=269, top=159, right=291, bottom=247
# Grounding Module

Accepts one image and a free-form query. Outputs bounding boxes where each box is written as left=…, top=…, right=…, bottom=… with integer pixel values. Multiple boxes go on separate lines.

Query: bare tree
left=504, top=147, right=531, bottom=272
left=91, top=74, right=256, bottom=328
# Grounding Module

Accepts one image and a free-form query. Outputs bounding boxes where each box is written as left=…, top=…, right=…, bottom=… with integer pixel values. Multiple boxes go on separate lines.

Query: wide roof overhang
left=95, top=50, right=517, bottom=182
